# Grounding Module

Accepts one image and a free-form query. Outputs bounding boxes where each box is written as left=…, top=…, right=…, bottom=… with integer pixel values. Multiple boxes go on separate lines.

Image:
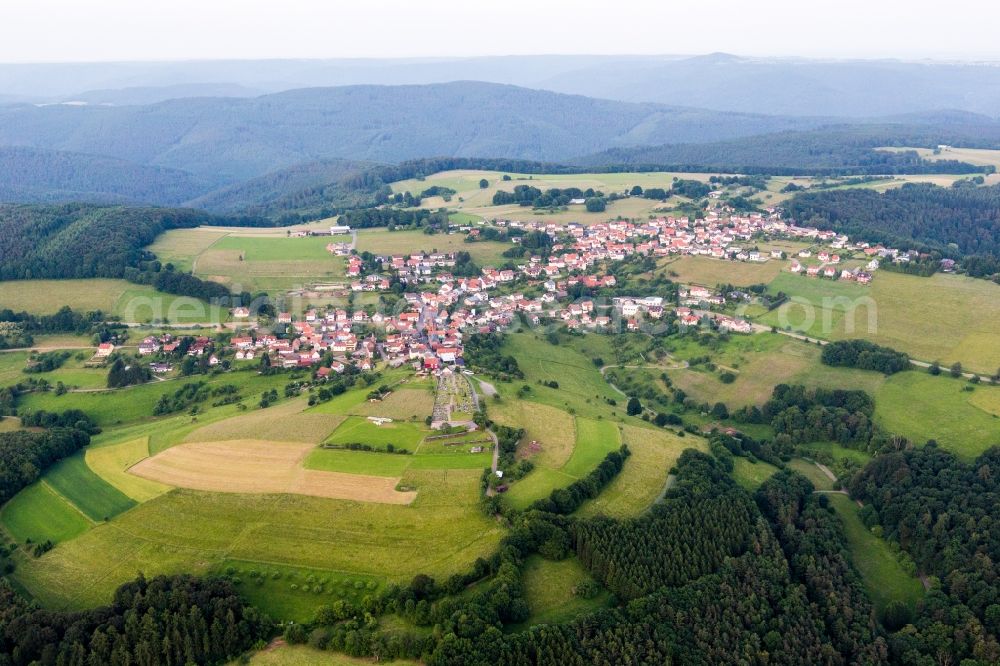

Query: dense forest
left=0, top=427, right=91, bottom=505
left=576, top=124, right=998, bottom=175
left=851, top=445, right=1000, bottom=662
left=0, top=146, right=213, bottom=206
left=785, top=182, right=1000, bottom=270
left=735, top=384, right=879, bottom=451
left=0, top=204, right=254, bottom=301
left=0, top=574, right=268, bottom=665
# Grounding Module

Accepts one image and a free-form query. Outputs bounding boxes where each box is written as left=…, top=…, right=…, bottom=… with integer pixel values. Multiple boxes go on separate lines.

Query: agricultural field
left=85, top=438, right=172, bottom=502
left=44, top=454, right=136, bottom=521
left=760, top=270, right=1000, bottom=374
left=0, top=482, right=91, bottom=545
left=354, top=228, right=510, bottom=266
left=0, top=279, right=219, bottom=323
left=130, top=439, right=416, bottom=504
left=10, top=468, right=502, bottom=614
left=146, top=226, right=345, bottom=295
left=390, top=169, right=717, bottom=225
left=827, top=494, right=925, bottom=613
left=504, top=416, right=620, bottom=510
left=323, top=416, right=428, bottom=451
left=305, top=437, right=492, bottom=476
left=578, top=424, right=701, bottom=518
left=352, top=387, right=435, bottom=421
left=661, top=255, right=784, bottom=287
left=874, top=372, right=1000, bottom=458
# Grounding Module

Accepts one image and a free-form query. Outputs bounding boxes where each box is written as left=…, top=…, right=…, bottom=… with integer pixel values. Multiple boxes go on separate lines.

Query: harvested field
left=130, top=440, right=415, bottom=505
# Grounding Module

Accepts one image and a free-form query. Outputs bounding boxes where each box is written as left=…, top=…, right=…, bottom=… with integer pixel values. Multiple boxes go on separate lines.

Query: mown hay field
left=12, top=469, right=502, bottom=612
left=85, top=437, right=172, bottom=502
left=130, top=439, right=416, bottom=504
left=45, top=454, right=136, bottom=521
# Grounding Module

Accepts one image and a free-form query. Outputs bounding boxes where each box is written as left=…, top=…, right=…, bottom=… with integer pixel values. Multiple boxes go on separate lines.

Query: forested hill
left=785, top=182, right=1000, bottom=262
left=574, top=123, right=1000, bottom=174
left=0, top=204, right=264, bottom=302
left=184, top=158, right=377, bottom=213
left=0, top=81, right=830, bottom=181
left=0, top=146, right=217, bottom=205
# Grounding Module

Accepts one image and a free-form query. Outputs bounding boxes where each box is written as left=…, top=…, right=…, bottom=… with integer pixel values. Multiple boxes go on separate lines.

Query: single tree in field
left=950, top=361, right=963, bottom=378
left=928, top=361, right=941, bottom=375
left=626, top=397, right=642, bottom=416
left=479, top=178, right=489, bottom=189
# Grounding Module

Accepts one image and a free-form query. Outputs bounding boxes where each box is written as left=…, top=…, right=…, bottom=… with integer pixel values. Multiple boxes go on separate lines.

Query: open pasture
left=501, top=333, right=622, bottom=418
left=661, top=255, right=783, bottom=287
left=761, top=271, right=1000, bottom=374
left=12, top=468, right=502, bottom=612
left=219, top=559, right=382, bottom=623
left=390, top=169, right=715, bottom=225
left=324, top=416, right=427, bottom=452
left=0, top=482, right=92, bottom=545
left=488, top=400, right=576, bottom=469
left=130, top=439, right=416, bottom=504
left=874, top=372, right=1000, bottom=458
left=731, top=457, right=779, bottom=491
left=243, top=645, right=420, bottom=666
left=354, top=228, right=509, bottom=265
left=669, top=333, right=886, bottom=408
left=18, top=369, right=292, bottom=428
left=515, top=556, right=609, bottom=627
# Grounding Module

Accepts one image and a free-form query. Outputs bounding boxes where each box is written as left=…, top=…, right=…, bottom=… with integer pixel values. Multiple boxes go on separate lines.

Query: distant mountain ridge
left=4, top=54, right=1000, bottom=118
left=0, top=81, right=831, bottom=181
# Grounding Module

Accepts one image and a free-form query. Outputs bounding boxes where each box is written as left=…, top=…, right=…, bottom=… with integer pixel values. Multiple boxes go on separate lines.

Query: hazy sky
left=0, top=0, right=997, bottom=63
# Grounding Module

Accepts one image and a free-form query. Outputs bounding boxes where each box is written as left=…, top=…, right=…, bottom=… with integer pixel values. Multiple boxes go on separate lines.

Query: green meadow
left=0, top=482, right=92, bottom=545
left=874, top=372, right=1000, bottom=458
left=827, top=494, right=925, bottom=613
